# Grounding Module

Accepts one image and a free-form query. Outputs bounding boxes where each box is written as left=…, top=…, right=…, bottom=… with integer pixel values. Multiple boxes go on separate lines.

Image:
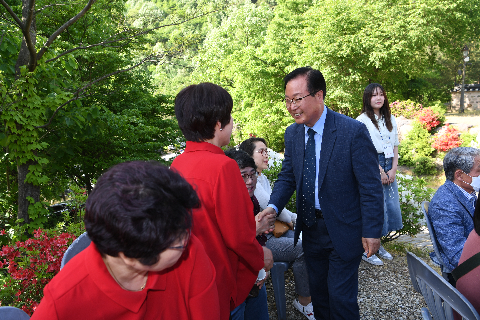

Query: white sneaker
left=293, top=299, right=315, bottom=320
left=362, top=253, right=384, bottom=266
left=377, top=245, right=393, bottom=260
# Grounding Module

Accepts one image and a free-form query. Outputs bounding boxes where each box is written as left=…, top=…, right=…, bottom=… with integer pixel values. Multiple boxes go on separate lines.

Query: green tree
left=192, top=0, right=480, bottom=149
left=192, top=1, right=293, bottom=150
left=0, top=0, right=220, bottom=229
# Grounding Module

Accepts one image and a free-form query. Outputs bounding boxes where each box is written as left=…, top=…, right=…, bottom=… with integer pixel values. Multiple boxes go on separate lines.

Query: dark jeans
left=302, top=219, right=362, bottom=320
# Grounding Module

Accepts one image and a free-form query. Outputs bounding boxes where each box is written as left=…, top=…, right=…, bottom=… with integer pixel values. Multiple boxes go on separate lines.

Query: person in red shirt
left=171, top=83, right=274, bottom=320
left=32, top=161, right=220, bottom=320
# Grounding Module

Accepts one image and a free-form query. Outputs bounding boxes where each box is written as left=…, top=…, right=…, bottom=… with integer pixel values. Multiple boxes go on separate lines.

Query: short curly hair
left=84, top=161, right=199, bottom=266
left=443, top=147, right=480, bottom=181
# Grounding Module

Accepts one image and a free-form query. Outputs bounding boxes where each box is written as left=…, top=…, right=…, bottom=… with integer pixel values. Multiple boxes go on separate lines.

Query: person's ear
left=315, top=90, right=324, bottom=102
left=215, top=121, right=223, bottom=132
left=118, top=252, right=139, bottom=268
left=454, top=169, right=464, bottom=181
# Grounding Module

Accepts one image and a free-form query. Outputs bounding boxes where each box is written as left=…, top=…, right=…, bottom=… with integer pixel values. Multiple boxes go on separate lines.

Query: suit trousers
left=302, top=218, right=362, bottom=320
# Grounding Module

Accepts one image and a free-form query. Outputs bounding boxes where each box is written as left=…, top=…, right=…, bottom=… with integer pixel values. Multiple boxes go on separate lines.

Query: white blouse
left=356, top=113, right=399, bottom=154
left=255, top=174, right=297, bottom=224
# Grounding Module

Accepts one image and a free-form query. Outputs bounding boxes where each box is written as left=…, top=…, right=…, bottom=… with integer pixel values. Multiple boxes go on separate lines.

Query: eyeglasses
left=284, top=92, right=317, bottom=107
left=241, top=171, right=258, bottom=182
left=255, top=148, right=268, bottom=156
left=169, top=230, right=191, bottom=250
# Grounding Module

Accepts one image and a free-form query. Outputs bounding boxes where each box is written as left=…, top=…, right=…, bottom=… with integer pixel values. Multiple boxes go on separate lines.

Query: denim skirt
left=378, top=153, right=403, bottom=236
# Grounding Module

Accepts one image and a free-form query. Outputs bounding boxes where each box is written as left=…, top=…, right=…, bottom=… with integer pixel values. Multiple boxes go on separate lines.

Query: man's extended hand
left=362, top=237, right=380, bottom=258
left=257, top=207, right=277, bottom=234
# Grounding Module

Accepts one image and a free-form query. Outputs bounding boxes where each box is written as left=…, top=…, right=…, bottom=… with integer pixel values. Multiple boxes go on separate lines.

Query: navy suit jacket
left=269, top=109, right=384, bottom=261
left=429, top=180, right=475, bottom=271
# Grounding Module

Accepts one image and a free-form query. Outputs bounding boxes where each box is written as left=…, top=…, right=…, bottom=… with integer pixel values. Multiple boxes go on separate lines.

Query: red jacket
left=31, top=236, right=219, bottom=320
left=171, top=141, right=264, bottom=319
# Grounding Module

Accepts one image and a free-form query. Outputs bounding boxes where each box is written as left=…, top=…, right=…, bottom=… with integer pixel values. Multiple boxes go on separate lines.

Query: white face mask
left=465, top=172, right=480, bottom=192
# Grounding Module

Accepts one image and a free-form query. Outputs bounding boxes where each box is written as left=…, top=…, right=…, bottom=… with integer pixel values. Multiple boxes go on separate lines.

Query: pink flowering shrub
left=0, top=229, right=76, bottom=315
left=415, top=107, right=441, bottom=132
left=390, top=100, right=423, bottom=119
left=432, top=124, right=462, bottom=151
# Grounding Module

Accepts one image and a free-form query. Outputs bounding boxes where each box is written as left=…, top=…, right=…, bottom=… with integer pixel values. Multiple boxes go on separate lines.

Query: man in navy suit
left=261, top=67, right=384, bottom=319
left=429, top=147, right=480, bottom=285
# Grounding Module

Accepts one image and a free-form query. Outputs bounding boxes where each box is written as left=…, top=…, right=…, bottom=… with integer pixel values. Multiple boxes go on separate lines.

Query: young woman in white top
left=239, top=138, right=314, bottom=320
left=356, top=83, right=403, bottom=266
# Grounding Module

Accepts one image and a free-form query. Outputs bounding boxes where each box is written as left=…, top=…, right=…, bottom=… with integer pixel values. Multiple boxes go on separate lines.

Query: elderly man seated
left=429, top=147, right=480, bottom=285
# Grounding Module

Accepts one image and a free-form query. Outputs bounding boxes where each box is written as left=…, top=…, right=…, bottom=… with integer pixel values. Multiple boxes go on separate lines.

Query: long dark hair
left=361, top=83, right=392, bottom=131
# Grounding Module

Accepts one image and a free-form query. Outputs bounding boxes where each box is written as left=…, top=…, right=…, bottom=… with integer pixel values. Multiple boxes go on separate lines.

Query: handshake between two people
left=256, top=207, right=277, bottom=273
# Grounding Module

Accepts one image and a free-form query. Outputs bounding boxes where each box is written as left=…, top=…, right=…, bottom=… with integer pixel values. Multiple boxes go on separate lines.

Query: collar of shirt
left=304, top=106, right=328, bottom=139
left=454, top=183, right=477, bottom=202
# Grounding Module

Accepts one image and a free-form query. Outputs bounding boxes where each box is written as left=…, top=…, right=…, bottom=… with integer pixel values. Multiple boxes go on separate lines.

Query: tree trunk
left=17, top=162, right=40, bottom=223
left=15, top=0, right=39, bottom=224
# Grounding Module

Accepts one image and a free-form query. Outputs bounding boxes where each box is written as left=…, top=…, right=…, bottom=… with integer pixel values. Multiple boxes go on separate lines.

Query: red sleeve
left=214, top=160, right=264, bottom=271
left=186, top=236, right=221, bottom=320
left=30, top=286, right=59, bottom=320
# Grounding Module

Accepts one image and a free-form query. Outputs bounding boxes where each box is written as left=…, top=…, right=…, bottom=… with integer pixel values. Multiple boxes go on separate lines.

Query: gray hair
left=443, top=147, right=480, bottom=181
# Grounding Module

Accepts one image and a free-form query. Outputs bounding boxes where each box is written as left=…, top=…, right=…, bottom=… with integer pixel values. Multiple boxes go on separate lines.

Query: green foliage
left=390, top=100, right=424, bottom=119
left=398, top=121, right=435, bottom=169
left=460, top=132, right=478, bottom=148
left=413, top=156, right=437, bottom=176
left=382, top=174, right=434, bottom=242
left=460, top=132, right=477, bottom=147
left=190, top=0, right=480, bottom=147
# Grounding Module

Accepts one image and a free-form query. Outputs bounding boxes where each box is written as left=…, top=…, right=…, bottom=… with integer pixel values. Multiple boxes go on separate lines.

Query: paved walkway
left=394, top=227, right=433, bottom=251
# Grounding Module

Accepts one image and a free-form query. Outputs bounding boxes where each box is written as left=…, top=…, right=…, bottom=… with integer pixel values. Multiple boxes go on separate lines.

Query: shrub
left=0, top=229, right=76, bottom=315
left=460, top=132, right=477, bottom=147
left=413, top=156, right=437, bottom=175
left=390, top=100, right=423, bottom=119
left=432, top=124, right=462, bottom=152
left=382, top=174, right=434, bottom=242
left=415, top=107, right=441, bottom=132
left=398, top=121, right=435, bottom=167
left=428, top=101, right=446, bottom=126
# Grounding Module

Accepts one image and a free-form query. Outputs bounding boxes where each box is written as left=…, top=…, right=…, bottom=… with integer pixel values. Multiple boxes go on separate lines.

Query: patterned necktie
left=302, top=128, right=316, bottom=227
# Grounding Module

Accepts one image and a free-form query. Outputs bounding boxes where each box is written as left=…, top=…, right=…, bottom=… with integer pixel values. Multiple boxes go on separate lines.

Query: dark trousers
left=302, top=218, right=362, bottom=320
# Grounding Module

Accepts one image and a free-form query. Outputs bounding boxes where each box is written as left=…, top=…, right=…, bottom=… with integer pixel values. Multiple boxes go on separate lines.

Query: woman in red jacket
left=171, top=83, right=273, bottom=320
left=32, top=161, right=220, bottom=320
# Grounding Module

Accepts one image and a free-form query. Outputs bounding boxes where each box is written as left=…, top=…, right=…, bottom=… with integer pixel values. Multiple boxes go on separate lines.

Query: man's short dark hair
left=239, top=137, right=267, bottom=157
left=84, top=161, right=199, bottom=266
left=443, top=147, right=480, bottom=181
left=224, top=149, right=257, bottom=171
left=283, top=66, right=326, bottom=99
left=175, top=82, right=233, bottom=142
